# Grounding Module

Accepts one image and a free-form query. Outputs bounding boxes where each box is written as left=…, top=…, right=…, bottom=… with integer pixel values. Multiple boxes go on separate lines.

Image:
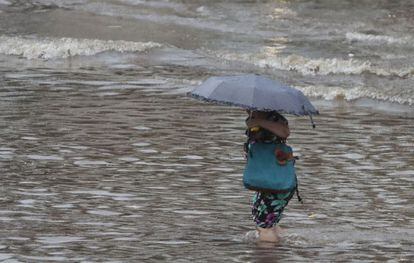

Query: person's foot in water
left=257, top=226, right=282, bottom=242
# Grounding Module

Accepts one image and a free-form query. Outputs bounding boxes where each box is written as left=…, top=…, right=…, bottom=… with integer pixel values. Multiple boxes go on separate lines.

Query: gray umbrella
left=189, top=74, right=319, bottom=126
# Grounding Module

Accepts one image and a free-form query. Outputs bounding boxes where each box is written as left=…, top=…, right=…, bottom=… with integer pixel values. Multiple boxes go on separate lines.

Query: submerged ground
left=0, top=0, right=413, bottom=262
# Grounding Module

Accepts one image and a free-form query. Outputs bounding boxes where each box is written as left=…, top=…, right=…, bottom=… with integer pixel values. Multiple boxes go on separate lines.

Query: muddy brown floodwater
left=0, top=63, right=412, bottom=262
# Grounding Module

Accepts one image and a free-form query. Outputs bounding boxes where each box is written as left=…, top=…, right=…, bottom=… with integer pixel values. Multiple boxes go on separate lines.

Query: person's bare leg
left=257, top=226, right=280, bottom=242
left=273, top=225, right=283, bottom=236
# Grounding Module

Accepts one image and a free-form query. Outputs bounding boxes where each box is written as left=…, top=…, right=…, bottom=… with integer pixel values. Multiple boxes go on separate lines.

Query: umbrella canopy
left=189, top=74, right=319, bottom=116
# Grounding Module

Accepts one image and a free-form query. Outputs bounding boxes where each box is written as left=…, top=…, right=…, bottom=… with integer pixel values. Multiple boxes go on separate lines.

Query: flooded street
left=0, top=61, right=413, bottom=262
left=1, top=0, right=414, bottom=261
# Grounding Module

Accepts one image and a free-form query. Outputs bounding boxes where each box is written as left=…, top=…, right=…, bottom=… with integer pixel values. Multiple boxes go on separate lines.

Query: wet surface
left=0, top=62, right=413, bottom=262
left=1, top=0, right=414, bottom=261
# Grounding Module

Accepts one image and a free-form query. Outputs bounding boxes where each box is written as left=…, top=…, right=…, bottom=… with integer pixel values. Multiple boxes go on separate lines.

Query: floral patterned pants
left=251, top=190, right=295, bottom=228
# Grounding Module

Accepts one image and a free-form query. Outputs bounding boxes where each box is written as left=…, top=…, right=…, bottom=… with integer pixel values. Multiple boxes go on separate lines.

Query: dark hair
left=266, top=111, right=288, bottom=124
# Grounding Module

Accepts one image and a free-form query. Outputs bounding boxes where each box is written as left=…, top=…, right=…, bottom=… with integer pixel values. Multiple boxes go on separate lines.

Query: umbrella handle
left=309, top=114, right=316, bottom=129
left=302, top=105, right=316, bottom=129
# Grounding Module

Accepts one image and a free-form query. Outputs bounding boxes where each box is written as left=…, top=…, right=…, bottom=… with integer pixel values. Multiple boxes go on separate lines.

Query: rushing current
left=0, top=0, right=413, bottom=262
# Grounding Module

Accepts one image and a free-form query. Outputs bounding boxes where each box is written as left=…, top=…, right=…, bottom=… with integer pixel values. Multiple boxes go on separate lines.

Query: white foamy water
left=214, top=49, right=414, bottom=78
left=0, top=35, right=162, bottom=59
left=296, top=85, right=413, bottom=106
left=254, top=54, right=371, bottom=76
left=346, top=32, right=411, bottom=46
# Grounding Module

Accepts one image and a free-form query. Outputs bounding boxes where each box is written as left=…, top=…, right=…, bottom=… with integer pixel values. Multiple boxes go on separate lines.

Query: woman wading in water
left=245, top=110, right=295, bottom=242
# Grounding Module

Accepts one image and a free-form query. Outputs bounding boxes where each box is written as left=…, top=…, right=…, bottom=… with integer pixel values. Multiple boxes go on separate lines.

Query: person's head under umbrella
left=245, top=110, right=290, bottom=143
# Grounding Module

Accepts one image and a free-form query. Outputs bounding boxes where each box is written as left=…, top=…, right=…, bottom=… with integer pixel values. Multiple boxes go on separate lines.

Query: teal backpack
left=243, top=141, right=300, bottom=197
